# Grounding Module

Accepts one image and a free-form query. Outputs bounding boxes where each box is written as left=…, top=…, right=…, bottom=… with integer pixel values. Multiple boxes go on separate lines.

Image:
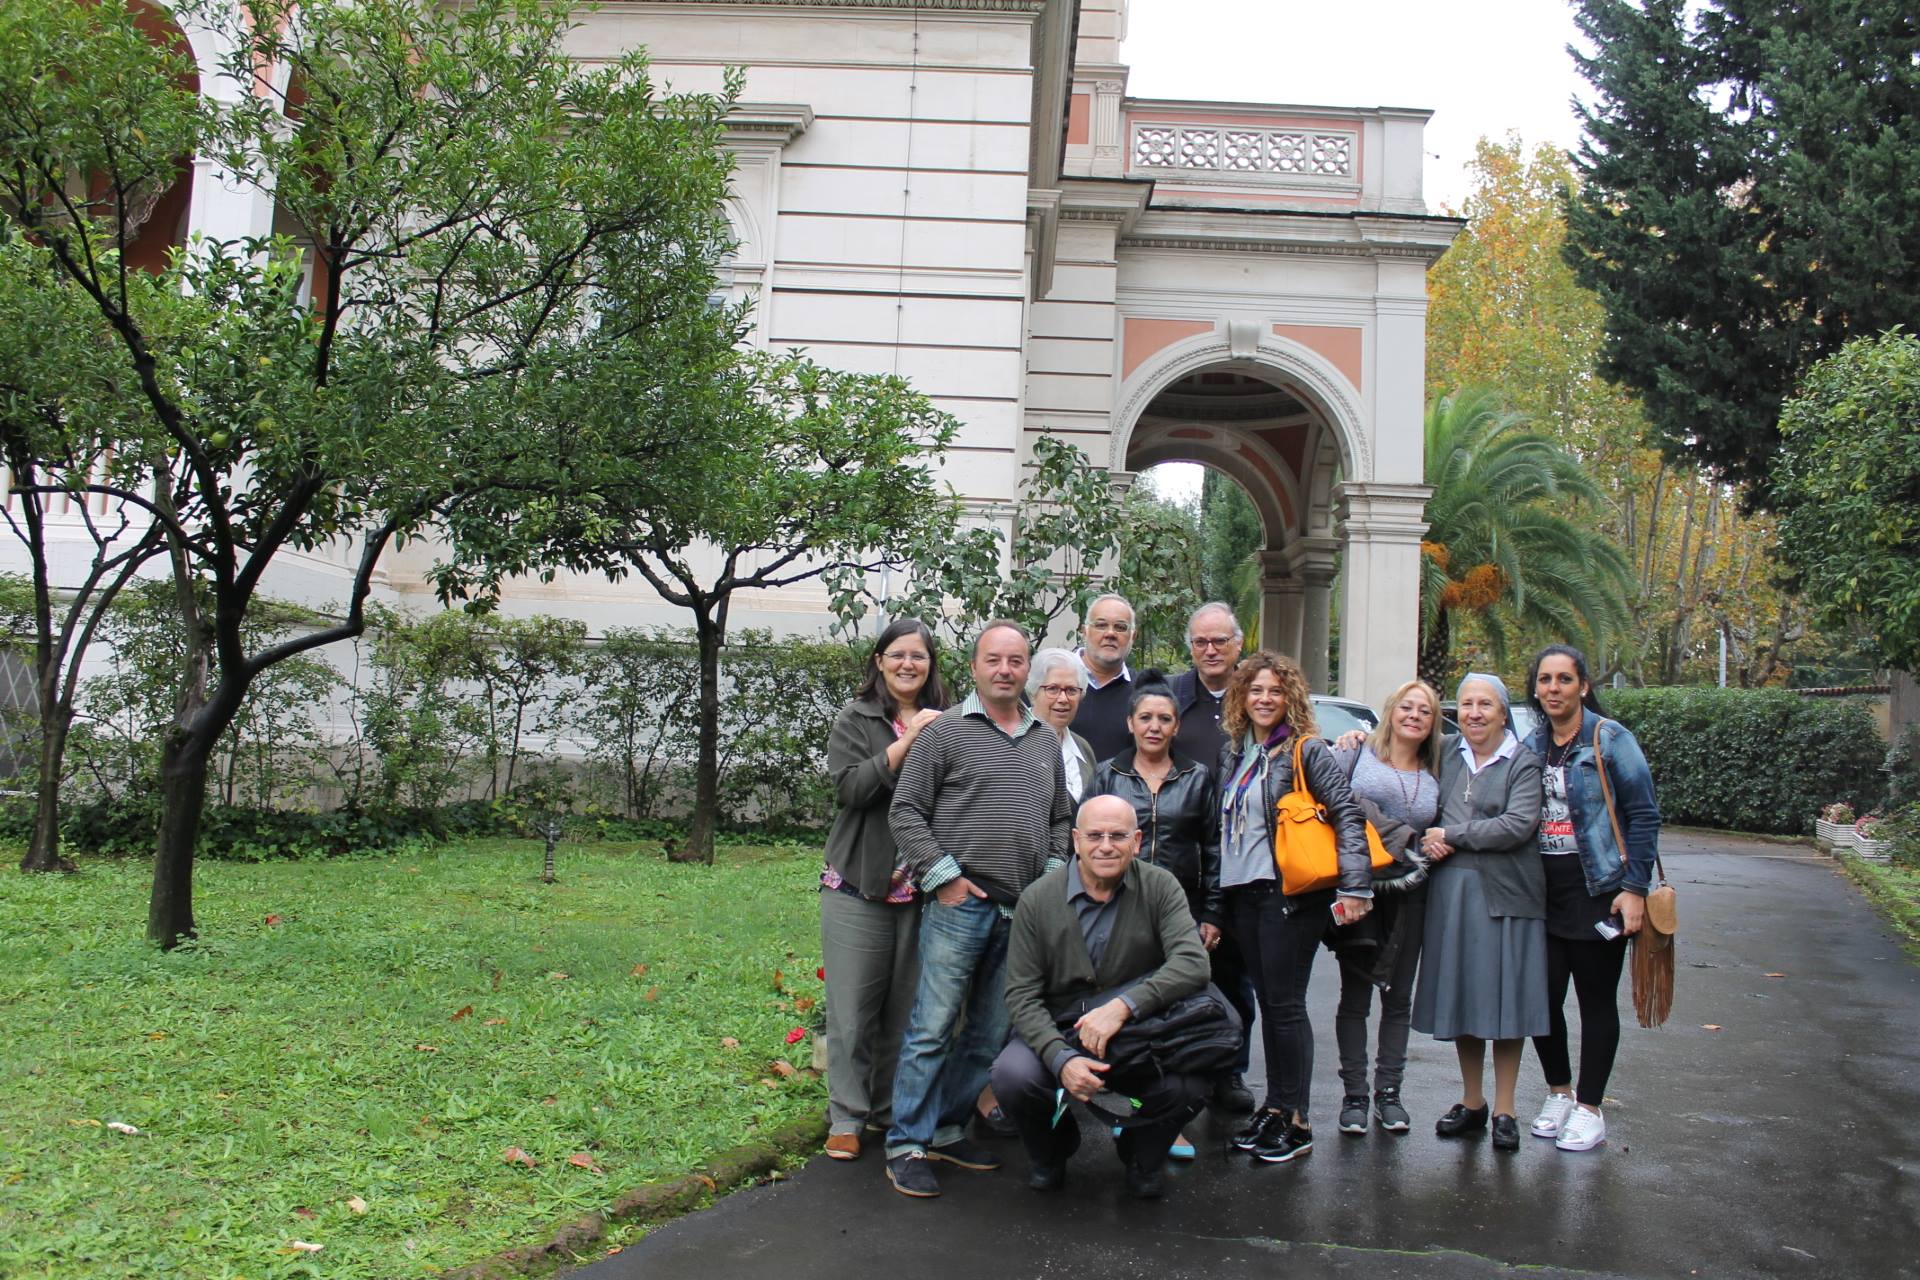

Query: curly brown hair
left=1221, top=650, right=1319, bottom=745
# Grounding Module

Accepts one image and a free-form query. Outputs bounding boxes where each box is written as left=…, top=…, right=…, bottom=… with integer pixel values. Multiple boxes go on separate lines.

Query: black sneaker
left=1253, top=1120, right=1314, bottom=1165
left=886, top=1152, right=940, bottom=1198
left=1338, top=1094, right=1370, bottom=1135
left=1027, top=1161, right=1066, bottom=1192
left=1374, top=1089, right=1411, bottom=1133
left=927, top=1137, right=1002, bottom=1171
left=1491, top=1113, right=1521, bottom=1151
left=1212, top=1073, right=1256, bottom=1113
left=1230, top=1109, right=1285, bottom=1151
left=1124, top=1160, right=1167, bottom=1199
left=1435, top=1102, right=1490, bottom=1138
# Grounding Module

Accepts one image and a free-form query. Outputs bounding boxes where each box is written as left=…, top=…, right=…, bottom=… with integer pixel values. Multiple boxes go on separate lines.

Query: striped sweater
left=888, top=693, right=1074, bottom=902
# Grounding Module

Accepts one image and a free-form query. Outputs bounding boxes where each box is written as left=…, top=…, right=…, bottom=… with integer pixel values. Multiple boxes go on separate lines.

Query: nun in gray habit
left=1410, top=672, right=1549, bottom=1151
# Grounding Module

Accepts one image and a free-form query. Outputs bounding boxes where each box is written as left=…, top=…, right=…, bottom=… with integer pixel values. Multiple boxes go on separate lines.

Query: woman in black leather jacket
left=1090, top=674, right=1223, bottom=1159
left=1216, top=651, right=1371, bottom=1167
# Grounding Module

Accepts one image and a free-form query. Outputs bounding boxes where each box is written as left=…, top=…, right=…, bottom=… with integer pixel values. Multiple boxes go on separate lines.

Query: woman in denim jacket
left=1520, top=644, right=1661, bottom=1154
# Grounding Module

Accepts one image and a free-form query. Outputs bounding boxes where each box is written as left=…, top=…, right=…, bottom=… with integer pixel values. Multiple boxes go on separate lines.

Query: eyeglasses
left=1038, top=684, right=1083, bottom=699
left=881, top=651, right=930, bottom=665
left=1076, top=830, right=1136, bottom=845
left=1190, top=635, right=1235, bottom=650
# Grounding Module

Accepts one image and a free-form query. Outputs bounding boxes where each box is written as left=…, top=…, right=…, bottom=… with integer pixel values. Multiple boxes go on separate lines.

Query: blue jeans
left=885, top=896, right=1011, bottom=1158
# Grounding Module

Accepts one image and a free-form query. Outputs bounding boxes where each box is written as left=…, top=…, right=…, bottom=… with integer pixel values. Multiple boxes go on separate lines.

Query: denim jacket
left=1524, top=709, right=1661, bottom=897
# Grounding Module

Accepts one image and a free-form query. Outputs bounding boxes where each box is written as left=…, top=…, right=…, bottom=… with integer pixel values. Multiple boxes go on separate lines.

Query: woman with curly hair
left=1216, top=651, right=1371, bottom=1167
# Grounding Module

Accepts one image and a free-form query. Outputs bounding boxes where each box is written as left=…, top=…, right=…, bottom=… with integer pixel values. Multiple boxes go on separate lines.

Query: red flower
left=815, top=967, right=825, bottom=980
left=785, top=1027, right=807, bottom=1045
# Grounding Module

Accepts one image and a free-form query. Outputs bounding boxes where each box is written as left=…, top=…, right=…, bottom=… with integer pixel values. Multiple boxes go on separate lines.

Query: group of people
left=818, top=594, right=1662, bottom=1201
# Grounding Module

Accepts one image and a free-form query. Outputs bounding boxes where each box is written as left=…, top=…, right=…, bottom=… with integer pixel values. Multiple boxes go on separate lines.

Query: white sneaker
left=1555, top=1106, right=1607, bottom=1152
left=1530, top=1093, right=1576, bottom=1139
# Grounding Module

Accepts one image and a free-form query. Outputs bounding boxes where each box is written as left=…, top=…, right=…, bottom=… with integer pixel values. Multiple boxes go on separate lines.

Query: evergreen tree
left=1198, top=470, right=1263, bottom=611
left=1566, top=0, right=1920, bottom=499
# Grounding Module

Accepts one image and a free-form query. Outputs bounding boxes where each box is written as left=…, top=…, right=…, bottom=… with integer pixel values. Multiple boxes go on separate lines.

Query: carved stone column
left=1335, top=482, right=1431, bottom=707
left=1258, top=549, right=1302, bottom=658
left=1284, top=537, right=1340, bottom=693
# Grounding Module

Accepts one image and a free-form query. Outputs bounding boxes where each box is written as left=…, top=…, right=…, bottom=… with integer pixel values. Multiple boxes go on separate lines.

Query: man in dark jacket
left=990, top=794, right=1214, bottom=1199
left=1069, top=593, right=1136, bottom=760
left=1169, top=601, right=1242, bottom=767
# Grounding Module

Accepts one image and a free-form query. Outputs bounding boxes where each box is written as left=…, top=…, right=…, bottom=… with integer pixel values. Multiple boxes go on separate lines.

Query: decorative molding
left=1133, top=123, right=1355, bottom=180
left=723, top=103, right=814, bottom=144
left=620, top=0, right=1046, bottom=9
left=1123, top=235, right=1444, bottom=262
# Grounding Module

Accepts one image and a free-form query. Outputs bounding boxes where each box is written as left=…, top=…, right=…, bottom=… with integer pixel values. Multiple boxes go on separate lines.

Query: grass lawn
left=0, top=838, right=829, bottom=1279
left=1839, top=851, right=1920, bottom=953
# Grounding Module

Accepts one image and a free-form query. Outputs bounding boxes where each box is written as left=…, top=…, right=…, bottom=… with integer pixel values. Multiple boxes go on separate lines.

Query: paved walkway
left=577, top=832, right=1920, bottom=1279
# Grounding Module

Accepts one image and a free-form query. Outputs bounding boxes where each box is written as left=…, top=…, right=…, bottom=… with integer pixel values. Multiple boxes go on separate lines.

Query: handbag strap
left=1290, top=735, right=1309, bottom=797
left=1592, top=719, right=1664, bottom=885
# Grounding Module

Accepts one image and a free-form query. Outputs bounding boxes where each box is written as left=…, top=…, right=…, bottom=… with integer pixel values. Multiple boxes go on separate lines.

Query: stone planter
left=1854, top=834, right=1893, bottom=863
left=1815, top=818, right=1857, bottom=849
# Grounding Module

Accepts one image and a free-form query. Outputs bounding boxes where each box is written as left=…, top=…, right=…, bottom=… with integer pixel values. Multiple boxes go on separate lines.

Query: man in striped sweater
left=882, top=620, right=1074, bottom=1199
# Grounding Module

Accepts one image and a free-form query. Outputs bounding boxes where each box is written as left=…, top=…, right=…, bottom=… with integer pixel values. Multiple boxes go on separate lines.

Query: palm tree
left=1418, top=388, right=1631, bottom=687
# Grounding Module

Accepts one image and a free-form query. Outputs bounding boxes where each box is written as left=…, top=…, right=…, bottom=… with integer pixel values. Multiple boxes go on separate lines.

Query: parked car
left=1310, top=694, right=1379, bottom=740
left=1441, top=700, right=1540, bottom=741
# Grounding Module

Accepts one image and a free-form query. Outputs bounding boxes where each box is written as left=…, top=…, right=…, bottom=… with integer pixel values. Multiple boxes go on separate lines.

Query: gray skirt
left=1411, top=861, right=1549, bottom=1041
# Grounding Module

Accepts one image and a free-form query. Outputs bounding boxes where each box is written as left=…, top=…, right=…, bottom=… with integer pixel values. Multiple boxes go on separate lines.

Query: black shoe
left=1338, top=1094, right=1370, bottom=1135
left=927, top=1137, right=1002, bottom=1171
left=1027, top=1162, right=1066, bottom=1191
left=1213, top=1073, right=1256, bottom=1113
left=1435, top=1103, right=1490, bottom=1138
left=1253, top=1120, right=1314, bottom=1165
left=1374, top=1089, right=1411, bottom=1133
left=1124, top=1160, right=1167, bottom=1199
left=975, top=1104, right=1019, bottom=1138
left=886, top=1152, right=940, bottom=1198
left=1491, top=1113, right=1521, bottom=1151
left=1230, top=1109, right=1285, bottom=1151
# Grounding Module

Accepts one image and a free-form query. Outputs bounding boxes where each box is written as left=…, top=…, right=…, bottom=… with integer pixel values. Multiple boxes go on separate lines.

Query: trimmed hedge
left=1605, top=687, right=1886, bottom=836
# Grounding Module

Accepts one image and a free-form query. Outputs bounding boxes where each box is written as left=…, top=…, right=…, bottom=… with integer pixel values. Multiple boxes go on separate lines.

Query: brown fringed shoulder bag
left=1594, top=722, right=1675, bottom=1027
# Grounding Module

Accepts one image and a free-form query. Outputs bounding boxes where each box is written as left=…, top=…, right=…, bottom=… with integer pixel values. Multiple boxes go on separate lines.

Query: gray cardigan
left=1434, top=736, right=1546, bottom=919
left=824, top=698, right=911, bottom=900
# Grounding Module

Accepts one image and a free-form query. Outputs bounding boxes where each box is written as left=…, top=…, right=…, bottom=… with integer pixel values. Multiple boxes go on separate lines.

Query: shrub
left=1605, top=687, right=1886, bottom=835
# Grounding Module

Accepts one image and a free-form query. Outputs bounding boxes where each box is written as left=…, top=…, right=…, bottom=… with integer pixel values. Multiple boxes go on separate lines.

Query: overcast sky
left=1120, top=0, right=1594, bottom=211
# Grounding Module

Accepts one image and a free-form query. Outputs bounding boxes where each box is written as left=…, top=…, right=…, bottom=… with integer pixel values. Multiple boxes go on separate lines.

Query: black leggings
left=1531, top=933, right=1628, bottom=1107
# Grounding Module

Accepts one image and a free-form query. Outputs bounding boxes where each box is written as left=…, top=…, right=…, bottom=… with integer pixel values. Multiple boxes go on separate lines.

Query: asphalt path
left=576, top=832, right=1920, bottom=1279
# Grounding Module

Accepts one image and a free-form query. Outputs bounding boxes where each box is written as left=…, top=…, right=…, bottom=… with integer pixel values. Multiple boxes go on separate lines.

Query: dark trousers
left=1531, top=932, right=1629, bottom=1107
left=1334, top=890, right=1425, bottom=1094
left=1226, top=881, right=1329, bottom=1119
left=1209, top=926, right=1258, bottom=1075
left=991, top=1038, right=1210, bottom=1172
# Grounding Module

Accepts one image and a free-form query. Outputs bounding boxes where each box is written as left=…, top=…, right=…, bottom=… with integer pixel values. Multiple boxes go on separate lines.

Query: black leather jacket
left=1215, top=732, right=1372, bottom=904
left=1090, top=749, right=1223, bottom=927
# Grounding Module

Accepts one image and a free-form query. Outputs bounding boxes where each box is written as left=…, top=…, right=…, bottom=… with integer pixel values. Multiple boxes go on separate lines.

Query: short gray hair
left=1187, top=601, right=1243, bottom=643
left=1028, top=647, right=1088, bottom=697
left=1082, top=592, right=1136, bottom=631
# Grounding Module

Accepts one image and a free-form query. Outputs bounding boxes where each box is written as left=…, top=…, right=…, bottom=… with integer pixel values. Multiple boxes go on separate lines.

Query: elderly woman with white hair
left=1029, top=647, right=1097, bottom=801
left=1410, top=672, right=1548, bottom=1154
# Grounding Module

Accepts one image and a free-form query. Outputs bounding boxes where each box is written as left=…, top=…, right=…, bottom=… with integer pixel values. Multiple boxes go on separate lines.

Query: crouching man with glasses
left=990, top=794, right=1227, bottom=1199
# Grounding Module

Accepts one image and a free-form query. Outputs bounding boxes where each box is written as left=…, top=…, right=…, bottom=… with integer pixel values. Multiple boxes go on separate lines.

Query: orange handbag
left=1272, top=737, right=1394, bottom=895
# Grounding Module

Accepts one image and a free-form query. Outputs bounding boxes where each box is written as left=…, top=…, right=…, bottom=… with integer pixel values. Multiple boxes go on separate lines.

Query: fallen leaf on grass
left=293, top=1207, right=315, bottom=1220
left=490, top=969, right=502, bottom=991
left=450, top=1005, right=474, bottom=1021
left=607, top=1245, right=624, bottom=1256
left=1764, top=972, right=1787, bottom=979
left=630, top=963, right=649, bottom=978
left=286, top=1241, right=323, bottom=1254
left=345, top=1196, right=368, bottom=1216
left=145, top=1032, right=166, bottom=1041
left=68, top=1119, right=102, bottom=1128
left=720, top=1037, right=740, bottom=1050
left=483, top=1018, right=507, bottom=1027
left=1702, top=1024, right=1723, bottom=1031
left=541, top=1095, right=558, bottom=1106
left=793, top=996, right=817, bottom=1014
left=265, top=914, right=284, bottom=926
left=784, top=1027, right=807, bottom=1045
left=413, top=1043, right=438, bottom=1053
left=643, top=986, right=660, bottom=1002
left=759, top=1078, right=779, bottom=1089
left=567, top=1152, right=603, bottom=1172
left=106, top=1121, right=140, bottom=1135
left=502, top=1146, right=537, bottom=1168
left=770, top=1060, right=797, bottom=1078
left=815, top=966, right=825, bottom=980
left=548, top=971, right=570, bottom=981
left=771, top=968, right=788, bottom=995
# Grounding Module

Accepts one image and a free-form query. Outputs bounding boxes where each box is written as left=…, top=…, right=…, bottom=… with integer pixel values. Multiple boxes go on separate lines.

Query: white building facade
left=32, top=0, right=1461, bottom=710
